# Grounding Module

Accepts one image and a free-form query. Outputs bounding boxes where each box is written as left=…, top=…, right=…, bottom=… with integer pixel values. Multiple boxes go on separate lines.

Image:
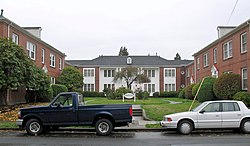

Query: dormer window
left=127, top=57, right=132, bottom=64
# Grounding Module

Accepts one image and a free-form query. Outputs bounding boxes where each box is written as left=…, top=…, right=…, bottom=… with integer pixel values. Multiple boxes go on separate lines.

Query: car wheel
left=25, top=119, right=43, bottom=135
left=241, top=119, right=250, bottom=133
left=95, top=119, right=113, bottom=136
left=177, top=120, right=193, bottom=135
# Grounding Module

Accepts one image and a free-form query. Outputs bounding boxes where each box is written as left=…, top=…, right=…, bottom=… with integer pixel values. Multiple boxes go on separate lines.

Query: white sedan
left=160, top=100, right=250, bottom=134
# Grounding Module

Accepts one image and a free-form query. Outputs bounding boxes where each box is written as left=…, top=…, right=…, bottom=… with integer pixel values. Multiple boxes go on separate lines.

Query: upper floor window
left=84, top=69, right=94, bottom=77
left=42, top=49, right=45, bottom=64
left=27, top=41, right=36, bottom=60
left=203, top=53, right=209, bottom=67
left=59, top=58, right=62, bottom=70
left=165, top=69, right=175, bottom=77
left=213, top=48, right=217, bottom=64
left=241, top=32, right=247, bottom=53
left=50, top=53, right=55, bottom=68
left=12, top=33, right=19, bottom=45
left=223, top=41, right=232, bottom=60
left=104, top=69, right=115, bottom=77
left=197, top=57, right=200, bottom=70
left=144, top=69, right=155, bottom=78
left=242, top=68, right=248, bottom=90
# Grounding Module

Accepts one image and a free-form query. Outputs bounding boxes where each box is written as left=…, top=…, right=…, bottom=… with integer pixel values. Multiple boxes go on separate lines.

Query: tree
left=0, top=38, right=32, bottom=105
left=118, top=46, right=129, bottom=56
left=57, top=66, right=83, bottom=91
left=113, top=66, right=150, bottom=89
left=174, top=53, right=181, bottom=60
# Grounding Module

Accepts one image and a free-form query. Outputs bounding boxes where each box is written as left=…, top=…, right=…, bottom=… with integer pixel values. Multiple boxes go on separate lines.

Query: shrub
left=136, top=90, right=149, bottom=100
left=213, top=74, right=241, bottom=100
left=233, top=92, right=250, bottom=107
left=185, top=84, right=195, bottom=99
left=26, top=87, right=53, bottom=102
left=51, top=84, right=68, bottom=97
left=178, top=89, right=185, bottom=98
left=115, top=87, right=132, bottom=99
left=197, top=77, right=217, bottom=103
left=153, top=92, right=159, bottom=97
left=159, top=91, right=178, bottom=97
left=192, top=83, right=200, bottom=97
left=81, top=91, right=105, bottom=97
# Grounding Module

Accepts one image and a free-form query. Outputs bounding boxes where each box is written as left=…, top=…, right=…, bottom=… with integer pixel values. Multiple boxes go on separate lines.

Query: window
left=12, top=33, right=19, bottom=45
left=242, top=68, right=248, bottom=90
left=213, top=48, right=217, bottom=64
left=51, top=77, right=55, bottom=84
left=197, top=57, right=200, bottom=70
left=202, top=103, right=220, bottom=112
left=50, top=53, right=55, bottom=67
left=186, top=69, right=190, bottom=77
left=223, top=41, right=232, bottom=60
left=127, top=57, right=132, bottom=64
left=165, top=69, right=175, bottom=77
left=84, top=69, right=94, bottom=77
left=27, top=41, right=36, bottom=60
left=144, top=69, right=155, bottom=77
left=104, top=84, right=115, bottom=90
left=144, top=84, right=155, bottom=92
left=42, top=49, right=45, bottom=64
left=203, top=53, right=209, bottom=67
left=164, top=84, right=176, bottom=91
left=59, top=58, right=62, bottom=70
left=104, top=69, right=115, bottom=77
left=84, top=84, right=94, bottom=91
left=52, top=94, right=73, bottom=107
left=222, top=102, right=240, bottom=112
left=241, top=32, right=247, bottom=53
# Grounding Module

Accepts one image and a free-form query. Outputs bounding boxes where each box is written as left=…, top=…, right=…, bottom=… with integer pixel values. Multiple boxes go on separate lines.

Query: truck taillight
left=129, top=107, right=133, bottom=117
left=18, top=111, right=21, bottom=119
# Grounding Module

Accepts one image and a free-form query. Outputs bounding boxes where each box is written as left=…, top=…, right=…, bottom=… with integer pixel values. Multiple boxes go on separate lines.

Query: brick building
left=0, top=13, right=66, bottom=104
left=192, top=19, right=250, bottom=91
left=67, top=56, right=192, bottom=95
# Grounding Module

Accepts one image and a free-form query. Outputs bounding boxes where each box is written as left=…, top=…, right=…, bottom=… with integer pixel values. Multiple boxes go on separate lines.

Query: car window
left=222, top=102, right=240, bottom=112
left=53, top=94, right=73, bottom=107
left=202, top=103, right=220, bottom=112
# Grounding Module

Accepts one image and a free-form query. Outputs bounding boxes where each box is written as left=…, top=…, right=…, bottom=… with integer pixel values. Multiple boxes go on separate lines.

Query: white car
left=160, top=100, right=250, bottom=134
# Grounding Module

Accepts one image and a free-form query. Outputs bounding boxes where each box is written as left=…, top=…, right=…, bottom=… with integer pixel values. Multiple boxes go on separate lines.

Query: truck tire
left=95, top=119, right=113, bottom=136
left=25, top=119, right=44, bottom=135
left=177, top=120, right=193, bottom=135
left=241, top=119, right=250, bottom=133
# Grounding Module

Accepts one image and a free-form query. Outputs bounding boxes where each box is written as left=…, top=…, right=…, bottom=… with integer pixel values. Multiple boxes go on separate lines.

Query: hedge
left=178, top=88, right=185, bottom=98
left=51, top=84, right=68, bottom=97
left=213, top=74, right=241, bottom=100
left=197, top=77, right=216, bottom=103
left=185, top=84, right=195, bottom=99
left=81, top=91, right=105, bottom=97
left=159, top=91, right=178, bottom=97
left=233, top=92, right=250, bottom=107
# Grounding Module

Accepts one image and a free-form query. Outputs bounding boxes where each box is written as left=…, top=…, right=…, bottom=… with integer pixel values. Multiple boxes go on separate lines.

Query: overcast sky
left=1, top=0, right=250, bottom=60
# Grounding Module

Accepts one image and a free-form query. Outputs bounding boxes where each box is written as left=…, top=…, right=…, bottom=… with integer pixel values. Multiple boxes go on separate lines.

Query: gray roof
left=66, top=56, right=193, bottom=67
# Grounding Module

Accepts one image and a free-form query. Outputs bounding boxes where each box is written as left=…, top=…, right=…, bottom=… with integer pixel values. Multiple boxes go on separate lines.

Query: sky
left=1, top=0, right=250, bottom=60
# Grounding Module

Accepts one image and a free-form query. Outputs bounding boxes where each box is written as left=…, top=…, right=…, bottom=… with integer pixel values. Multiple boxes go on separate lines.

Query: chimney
left=22, top=27, right=42, bottom=39
left=217, top=26, right=236, bottom=38
left=1, top=9, right=3, bottom=16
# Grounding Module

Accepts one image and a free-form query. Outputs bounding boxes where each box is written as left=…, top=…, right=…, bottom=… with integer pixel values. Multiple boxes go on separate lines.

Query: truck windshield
left=78, top=94, right=84, bottom=105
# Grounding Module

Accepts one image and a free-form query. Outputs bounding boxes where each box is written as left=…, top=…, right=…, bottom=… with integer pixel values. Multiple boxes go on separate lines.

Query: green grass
left=145, top=124, right=161, bottom=128
left=0, top=122, right=18, bottom=128
left=85, top=97, right=200, bottom=121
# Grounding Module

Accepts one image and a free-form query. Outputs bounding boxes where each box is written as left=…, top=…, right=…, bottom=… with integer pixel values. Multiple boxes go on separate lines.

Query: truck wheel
left=177, top=120, right=193, bottom=135
left=241, top=119, right=250, bottom=133
left=25, top=119, right=43, bottom=135
left=95, top=119, right=113, bottom=136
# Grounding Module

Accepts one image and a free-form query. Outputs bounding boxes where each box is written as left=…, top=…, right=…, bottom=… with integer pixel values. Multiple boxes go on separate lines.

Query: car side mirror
left=199, top=110, right=205, bottom=114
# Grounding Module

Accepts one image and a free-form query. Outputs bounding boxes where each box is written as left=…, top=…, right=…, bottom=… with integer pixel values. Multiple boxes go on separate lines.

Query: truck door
left=47, top=94, right=77, bottom=125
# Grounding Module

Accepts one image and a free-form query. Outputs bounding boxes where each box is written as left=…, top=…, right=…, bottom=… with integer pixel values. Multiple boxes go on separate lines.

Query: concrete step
left=133, top=108, right=142, bottom=116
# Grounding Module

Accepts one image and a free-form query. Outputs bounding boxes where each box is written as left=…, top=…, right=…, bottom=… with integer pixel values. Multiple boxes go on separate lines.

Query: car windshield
left=192, top=102, right=207, bottom=112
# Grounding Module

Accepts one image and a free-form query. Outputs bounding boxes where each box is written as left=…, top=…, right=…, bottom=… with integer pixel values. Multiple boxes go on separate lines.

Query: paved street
left=0, top=130, right=250, bottom=146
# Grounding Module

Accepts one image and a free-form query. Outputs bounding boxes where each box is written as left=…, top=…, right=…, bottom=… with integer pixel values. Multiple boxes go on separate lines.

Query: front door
left=197, top=102, right=222, bottom=128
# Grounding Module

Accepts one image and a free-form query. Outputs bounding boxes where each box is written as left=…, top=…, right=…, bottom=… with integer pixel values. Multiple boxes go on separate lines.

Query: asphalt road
left=0, top=130, right=250, bottom=146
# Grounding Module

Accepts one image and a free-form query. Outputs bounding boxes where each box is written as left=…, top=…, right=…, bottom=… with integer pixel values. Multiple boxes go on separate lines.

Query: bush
left=153, top=92, right=159, bottom=97
left=159, top=91, right=178, bottom=97
left=26, top=87, right=53, bottom=102
left=197, top=77, right=217, bottom=103
left=178, top=89, right=185, bottom=98
left=136, top=91, right=149, bottom=100
left=233, top=92, right=250, bottom=107
left=185, top=84, right=195, bottom=99
left=81, top=91, right=105, bottom=97
left=192, top=83, right=200, bottom=97
left=213, top=74, right=241, bottom=100
left=115, top=87, right=132, bottom=99
left=51, top=84, right=68, bottom=97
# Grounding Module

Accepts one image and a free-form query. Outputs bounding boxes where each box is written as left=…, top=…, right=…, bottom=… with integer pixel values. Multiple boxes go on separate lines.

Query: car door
left=46, top=94, right=77, bottom=125
left=221, top=102, right=243, bottom=128
left=197, top=102, right=222, bottom=128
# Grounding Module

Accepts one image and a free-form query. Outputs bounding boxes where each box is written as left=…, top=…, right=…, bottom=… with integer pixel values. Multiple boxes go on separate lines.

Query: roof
left=66, top=56, right=193, bottom=67
left=193, top=18, right=250, bottom=57
left=0, top=15, right=66, bottom=57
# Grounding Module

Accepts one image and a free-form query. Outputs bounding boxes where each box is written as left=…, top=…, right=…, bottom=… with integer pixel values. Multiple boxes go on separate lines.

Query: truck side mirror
left=54, top=102, right=62, bottom=108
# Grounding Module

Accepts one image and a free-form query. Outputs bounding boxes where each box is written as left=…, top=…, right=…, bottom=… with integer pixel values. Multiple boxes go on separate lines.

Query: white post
left=123, top=94, right=124, bottom=102
left=134, top=93, right=136, bottom=102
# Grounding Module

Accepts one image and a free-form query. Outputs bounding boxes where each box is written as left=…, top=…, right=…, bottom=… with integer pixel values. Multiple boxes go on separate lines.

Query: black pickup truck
left=16, top=92, right=133, bottom=136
